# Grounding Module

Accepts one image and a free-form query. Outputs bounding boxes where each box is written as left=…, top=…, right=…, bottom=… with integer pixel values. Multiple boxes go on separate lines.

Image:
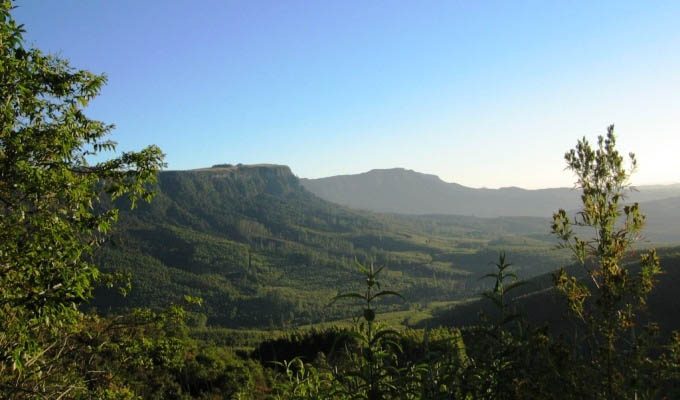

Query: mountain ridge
left=303, top=167, right=680, bottom=191
left=300, top=168, right=680, bottom=217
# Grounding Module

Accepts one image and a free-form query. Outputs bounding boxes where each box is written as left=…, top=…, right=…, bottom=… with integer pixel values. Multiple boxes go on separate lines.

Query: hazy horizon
left=14, top=1, right=680, bottom=189
left=185, top=163, right=680, bottom=191
left=299, top=167, right=680, bottom=190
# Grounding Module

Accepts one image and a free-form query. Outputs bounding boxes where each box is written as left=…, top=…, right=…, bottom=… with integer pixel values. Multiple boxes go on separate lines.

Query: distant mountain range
left=300, top=168, right=680, bottom=218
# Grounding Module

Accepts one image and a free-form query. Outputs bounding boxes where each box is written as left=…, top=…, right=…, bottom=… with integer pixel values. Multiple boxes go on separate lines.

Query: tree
left=0, top=1, right=164, bottom=397
left=330, top=262, right=406, bottom=399
left=551, top=125, right=664, bottom=398
left=472, top=252, right=528, bottom=399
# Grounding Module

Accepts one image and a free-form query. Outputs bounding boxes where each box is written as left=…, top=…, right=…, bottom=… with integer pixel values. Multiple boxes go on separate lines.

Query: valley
left=92, top=163, right=680, bottom=332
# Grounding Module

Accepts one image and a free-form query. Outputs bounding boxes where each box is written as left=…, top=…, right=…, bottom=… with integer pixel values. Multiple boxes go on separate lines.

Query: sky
left=13, top=1, right=680, bottom=189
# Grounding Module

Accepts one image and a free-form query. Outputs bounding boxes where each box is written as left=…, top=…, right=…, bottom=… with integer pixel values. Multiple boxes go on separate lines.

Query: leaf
left=369, top=290, right=404, bottom=302
left=329, top=293, right=366, bottom=305
left=482, top=293, right=502, bottom=309
left=504, top=280, right=527, bottom=293
left=479, top=273, right=499, bottom=281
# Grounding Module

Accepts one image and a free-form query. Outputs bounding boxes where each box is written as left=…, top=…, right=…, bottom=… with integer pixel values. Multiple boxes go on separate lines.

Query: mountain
left=92, top=164, right=572, bottom=329
left=300, top=168, right=680, bottom=218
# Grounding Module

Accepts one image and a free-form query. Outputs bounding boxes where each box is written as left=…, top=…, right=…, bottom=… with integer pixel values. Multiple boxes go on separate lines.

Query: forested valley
left=2, top=2, right=679, bottom=399
left=92, top=164, right=573, bottom=331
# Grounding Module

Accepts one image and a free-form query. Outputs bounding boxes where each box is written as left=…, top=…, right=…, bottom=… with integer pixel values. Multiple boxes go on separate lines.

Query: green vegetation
left=252, top=127, right=680, bottom=400
left=1, top=2, right=679, bottom=398
left=551, top=129, right=667, bottom=398
left=90, top=166, right=571, bottom=329
left=0, top=2, right=166, bottom=396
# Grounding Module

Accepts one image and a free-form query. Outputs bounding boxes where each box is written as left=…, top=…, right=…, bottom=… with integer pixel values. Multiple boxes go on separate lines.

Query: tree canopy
left=0, top=0, right=164, bottom=394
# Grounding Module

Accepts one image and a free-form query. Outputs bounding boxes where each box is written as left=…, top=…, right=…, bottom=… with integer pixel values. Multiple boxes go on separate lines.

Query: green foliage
left=551, top=125, right=671, bottom=398
left=252, top=327, right=352, bottom=365
left=272, top=357, right=335, bottom=400
left=479, top=252, right=525, bottom=328
left=328, top=262, right=406, bottom=399
left=399, top=327, right=468, bottom=400
left=38, top=308, right=261, bottom=399
left=266, top=263, right=469, bottom=400
left=91, top=167, right=570, bottom=329
left=0, top=1, right=164, bottom=396
left=459, top=252, right=574, bottom=400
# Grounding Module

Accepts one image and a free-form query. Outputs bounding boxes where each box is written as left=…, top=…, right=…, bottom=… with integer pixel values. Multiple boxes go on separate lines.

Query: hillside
left=425, top=245, right=680, bottom=339
left=640, top=196, right=680, bottom=242
left=92, top=164, right=572, bottom=329
left=301, top=168, right=680, bottom=218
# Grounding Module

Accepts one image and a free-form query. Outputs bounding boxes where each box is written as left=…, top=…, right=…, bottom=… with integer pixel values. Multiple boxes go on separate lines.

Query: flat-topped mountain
left=300, top=168, right=680, bottom=217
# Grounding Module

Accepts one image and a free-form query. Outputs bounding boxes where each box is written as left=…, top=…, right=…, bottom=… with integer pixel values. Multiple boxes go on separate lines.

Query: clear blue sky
left=14, top=1, right=680, bottom=188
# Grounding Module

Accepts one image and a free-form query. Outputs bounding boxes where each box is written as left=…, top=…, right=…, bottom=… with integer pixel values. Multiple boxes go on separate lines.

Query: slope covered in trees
left=426, top=245, right=680, bottom=339
left=92, top=162, right=680, bottom=330
left=92, top=164, right=572, bottom=328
